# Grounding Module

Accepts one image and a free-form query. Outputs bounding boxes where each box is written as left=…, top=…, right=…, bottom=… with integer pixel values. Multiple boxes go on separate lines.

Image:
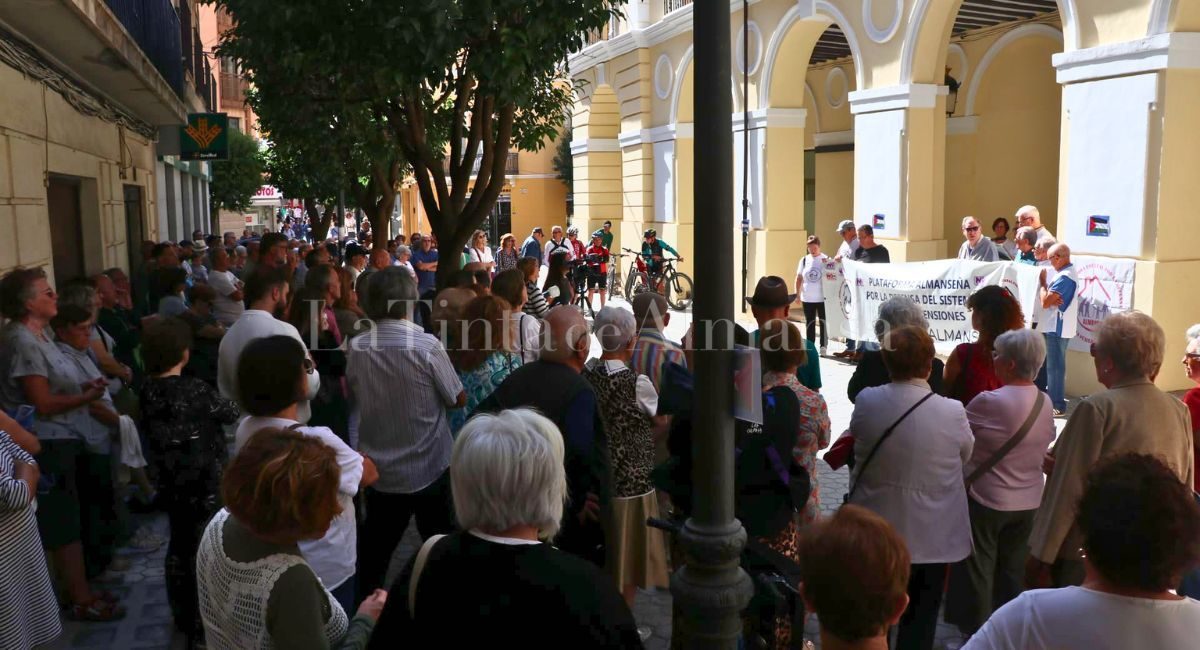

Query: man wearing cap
left=832, top=220, right=860, bottom=359
left=957, top=216, right=1000, bottom=261
left=343, top=244, right=368, bottom=286
left=521, top=227, right=544, bottom=260
left=747, top=276, right=822, bottom=391
left=543, top=225, right=574, bottom=266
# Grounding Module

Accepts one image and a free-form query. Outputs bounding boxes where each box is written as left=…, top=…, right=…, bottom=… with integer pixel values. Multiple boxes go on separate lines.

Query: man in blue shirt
left=410, top=234, right=440, bottom=295
left=1038, top=243, right=1079, bottom=415
left=521, top=227, right=544, bottom=260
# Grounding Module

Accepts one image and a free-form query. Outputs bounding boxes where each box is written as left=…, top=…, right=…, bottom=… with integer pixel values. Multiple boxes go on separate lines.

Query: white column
left=848, top=84, right=948, bottom=261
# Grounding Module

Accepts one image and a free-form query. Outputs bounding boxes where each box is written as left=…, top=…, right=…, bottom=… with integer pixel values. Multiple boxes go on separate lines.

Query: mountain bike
left=622, top=248, right=693, bottom=311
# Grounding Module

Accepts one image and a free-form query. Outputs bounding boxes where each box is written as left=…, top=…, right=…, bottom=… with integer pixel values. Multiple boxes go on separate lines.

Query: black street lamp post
left=670, top=1, right=754, bottom=647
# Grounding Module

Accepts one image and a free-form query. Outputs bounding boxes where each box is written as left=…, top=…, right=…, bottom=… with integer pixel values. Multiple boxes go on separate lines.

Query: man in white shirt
left=207, top=246, right=244, bottom=326
left=832, top=220, right=861, bottom=358
left=1015, top=205, right=1054, bottom=241
left=218, top=267, right=320, bottom=422
left=542, top=225, right=574, bottom=266
left=795, top=235, right=831, bottom=355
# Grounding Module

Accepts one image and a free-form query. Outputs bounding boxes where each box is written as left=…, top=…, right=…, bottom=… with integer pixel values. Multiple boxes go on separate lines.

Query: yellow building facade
left=569, top=0, right=1200, bottom=393
left=398, top=143, right=570, bottom=243
left=0, top=0, right=218, bottom=286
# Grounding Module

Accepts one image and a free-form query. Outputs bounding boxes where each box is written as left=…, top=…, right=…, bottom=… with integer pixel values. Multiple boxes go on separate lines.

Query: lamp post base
left=670, top=519, right=754, bottom=649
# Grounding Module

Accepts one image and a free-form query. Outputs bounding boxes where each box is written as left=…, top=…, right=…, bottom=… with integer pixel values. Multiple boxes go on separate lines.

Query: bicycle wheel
left=609, top=266, right=622, bottom=298
left=625, top=271, right=650, bottom=298
left=666, top=272, right=693, bottom=311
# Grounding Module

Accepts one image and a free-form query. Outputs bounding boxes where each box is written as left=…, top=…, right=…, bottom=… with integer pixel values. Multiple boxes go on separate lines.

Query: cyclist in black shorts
left=641, top=228, right=679, bottom=286
left=584, top=230, right=610, bottom=310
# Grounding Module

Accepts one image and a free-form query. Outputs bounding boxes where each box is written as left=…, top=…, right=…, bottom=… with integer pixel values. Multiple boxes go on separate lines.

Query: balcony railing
left=105, top=0, right=183, bottom=95
left=664, top=0, right=692, bottom=14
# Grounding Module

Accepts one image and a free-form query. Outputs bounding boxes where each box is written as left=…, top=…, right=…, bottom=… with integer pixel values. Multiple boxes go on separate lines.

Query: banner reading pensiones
left=838, top=259, right=1042, bottom=354
left=1067, top=255, right=1136, bottom=353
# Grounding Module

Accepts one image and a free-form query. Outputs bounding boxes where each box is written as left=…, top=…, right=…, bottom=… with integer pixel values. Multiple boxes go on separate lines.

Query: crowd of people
left=0, top=207, right=1196, bottom=650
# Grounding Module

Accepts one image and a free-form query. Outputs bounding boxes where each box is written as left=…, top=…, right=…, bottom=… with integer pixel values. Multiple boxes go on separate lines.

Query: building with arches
left=569, top=0, right=1200, bottom=393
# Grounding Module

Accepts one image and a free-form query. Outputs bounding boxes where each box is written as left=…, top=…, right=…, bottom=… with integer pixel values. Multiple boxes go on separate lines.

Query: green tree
left=553, top=127, right=573, bottom=194
left=209, top=128, right=264, bottom=214
left=215, top=0, right=624, bottom=282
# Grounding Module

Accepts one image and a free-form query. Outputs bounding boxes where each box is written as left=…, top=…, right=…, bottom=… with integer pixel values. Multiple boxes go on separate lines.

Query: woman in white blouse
left=946, top=328, right=1056, bottom=636
left=965, top=454, right=1200, bottom=650
left=467, top=230, right=495, bottom=273
left=848, top=325, right=973, bottom=650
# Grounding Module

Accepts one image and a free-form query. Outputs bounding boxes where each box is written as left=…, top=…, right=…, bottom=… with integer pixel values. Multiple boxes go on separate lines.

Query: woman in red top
left=1182, top=324, right=1200, bottom=490
left=942, top=285, right=1024, bottom=406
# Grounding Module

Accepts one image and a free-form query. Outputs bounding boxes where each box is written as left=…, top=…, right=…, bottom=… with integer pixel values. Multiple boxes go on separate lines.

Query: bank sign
left=180, top=113, right=229, bottom=160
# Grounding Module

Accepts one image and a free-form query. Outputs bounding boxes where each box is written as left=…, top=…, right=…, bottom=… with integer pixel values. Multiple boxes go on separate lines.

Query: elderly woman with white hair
left=366, top=409, right=641, bottom=648
left=1027, top=311, right=1195, bottom=590
left=583, top=306, right=670, bottom=612
left=848, top=296, right=945, bottom=402
left=945, top=329, right=1056, bottom=635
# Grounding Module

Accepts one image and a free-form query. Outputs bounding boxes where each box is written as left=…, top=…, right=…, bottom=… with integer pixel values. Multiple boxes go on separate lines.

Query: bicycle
left=621, top=248, right=694, bottom=311
left=570, top=256, right=603, bottom=318
left=608, top=251, right=627, bottom=300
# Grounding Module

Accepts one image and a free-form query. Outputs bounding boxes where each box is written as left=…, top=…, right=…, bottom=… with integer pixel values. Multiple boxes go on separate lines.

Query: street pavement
left=46, top=301, right=1073, bottom=650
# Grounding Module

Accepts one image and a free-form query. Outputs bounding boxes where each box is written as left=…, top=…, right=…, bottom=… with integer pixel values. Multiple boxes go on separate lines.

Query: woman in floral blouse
left=447, top=296, right=522, bottom=434
left=753, top=319, right=832, bottom=649
left=495, top=233, right=519, bottom=273
left=759, top=319, right=831, bottom=523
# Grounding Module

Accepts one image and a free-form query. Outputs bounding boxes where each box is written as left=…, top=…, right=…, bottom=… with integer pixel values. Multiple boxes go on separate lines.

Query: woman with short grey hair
left=848, top=296, right=944, bottom=402
left=583, top=306, right=669, bottom=618
left=1027, top=311, right=1193, bottom=591
left=366, top=409, right=641, bottom=647
left=945, top=328, right=1056, bottom=635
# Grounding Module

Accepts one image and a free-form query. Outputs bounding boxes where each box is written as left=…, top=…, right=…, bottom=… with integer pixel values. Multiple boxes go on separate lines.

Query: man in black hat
left=746, top=276, right=821, bottom=391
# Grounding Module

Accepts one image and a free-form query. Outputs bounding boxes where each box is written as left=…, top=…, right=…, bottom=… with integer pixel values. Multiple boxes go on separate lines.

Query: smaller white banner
left=1067, top=255, right=1137, bottom=353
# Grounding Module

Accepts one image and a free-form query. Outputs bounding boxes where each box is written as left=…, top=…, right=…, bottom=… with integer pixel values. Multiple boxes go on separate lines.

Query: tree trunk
left=366, top=189, right=396, bottom=248
left=307, top=198, right=332, bottom=242
left=432, top=220, right=471, bottom=289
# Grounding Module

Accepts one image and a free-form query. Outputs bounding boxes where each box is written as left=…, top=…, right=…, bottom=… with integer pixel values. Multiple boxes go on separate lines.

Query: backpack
left=735, top=386, right=812, bottom=539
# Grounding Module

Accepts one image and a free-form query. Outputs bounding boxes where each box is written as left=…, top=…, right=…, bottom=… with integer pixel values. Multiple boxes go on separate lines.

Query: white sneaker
left=637, top=627, right=652, bottom=642
left=820, top=346, right=828, bottom=356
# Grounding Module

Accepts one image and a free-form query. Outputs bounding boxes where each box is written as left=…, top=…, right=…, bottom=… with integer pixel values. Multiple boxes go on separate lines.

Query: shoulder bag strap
left=846, top=392, right=935, bottom=504
left=408, top=533, right=447, bottom=617
left=965, top=391, right=1046, bottom=488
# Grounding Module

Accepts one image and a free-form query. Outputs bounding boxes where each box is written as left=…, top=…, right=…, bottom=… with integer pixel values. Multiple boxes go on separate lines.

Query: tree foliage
left=209, top=128, right=264, bottom=213
left=215, top=0, right=625, bottom=281
left=553, top=128, right=573, bottom=193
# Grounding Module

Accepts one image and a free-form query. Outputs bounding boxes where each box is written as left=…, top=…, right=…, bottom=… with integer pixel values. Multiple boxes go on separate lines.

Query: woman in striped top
left=518, top=257, right=549, bottom=319
left=0, top=428, right=62, bottom=647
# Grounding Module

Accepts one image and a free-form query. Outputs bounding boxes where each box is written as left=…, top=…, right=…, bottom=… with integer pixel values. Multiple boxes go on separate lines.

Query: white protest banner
left=839, top=259, right=1042, bottom=353
left=1066, top=255, right=1136, bottom=353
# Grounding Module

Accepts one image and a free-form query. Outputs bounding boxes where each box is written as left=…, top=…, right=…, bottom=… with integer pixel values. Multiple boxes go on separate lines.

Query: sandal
left=65, top=598, right=126, bottom=622
left=92, top=589, right=120, bottom=604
